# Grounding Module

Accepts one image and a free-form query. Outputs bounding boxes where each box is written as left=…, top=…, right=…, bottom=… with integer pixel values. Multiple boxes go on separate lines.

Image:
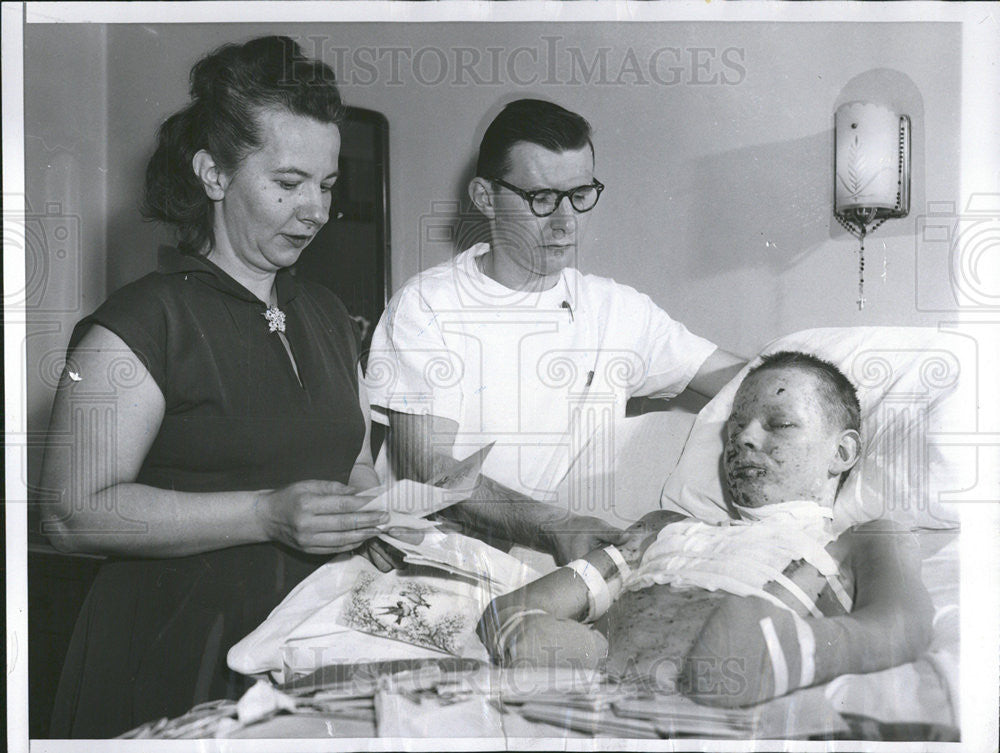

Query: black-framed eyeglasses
left=489, top=177, right=605, bottom=218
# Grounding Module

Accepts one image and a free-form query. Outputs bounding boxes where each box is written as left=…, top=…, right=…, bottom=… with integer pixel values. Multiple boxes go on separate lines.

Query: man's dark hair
left=746, top=350, right=861, bottom=434
left=475, top=99, right=593, bottom=179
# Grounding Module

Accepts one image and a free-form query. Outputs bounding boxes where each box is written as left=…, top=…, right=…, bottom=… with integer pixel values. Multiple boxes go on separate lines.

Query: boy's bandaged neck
left=625, top=500, right=841, bottom=612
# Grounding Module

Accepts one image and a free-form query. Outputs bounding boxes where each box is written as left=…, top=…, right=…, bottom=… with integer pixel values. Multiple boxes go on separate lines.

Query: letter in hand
left=256, top=479, right=389, bottom=555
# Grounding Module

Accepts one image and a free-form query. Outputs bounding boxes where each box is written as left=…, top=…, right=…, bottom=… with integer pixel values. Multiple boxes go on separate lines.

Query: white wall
left=335, top=22, right=959, bottom=356
left=24, top=20, right=962, bottom=429
left=23, top=24, right=108, bottom=493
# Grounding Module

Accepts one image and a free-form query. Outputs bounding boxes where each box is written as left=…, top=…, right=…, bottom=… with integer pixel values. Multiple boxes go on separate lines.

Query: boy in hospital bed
left=476, top=351, right=934, bottom=707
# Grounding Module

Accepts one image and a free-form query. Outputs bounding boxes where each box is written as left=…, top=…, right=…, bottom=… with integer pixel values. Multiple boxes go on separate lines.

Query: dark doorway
left=292, top=106, right=391, bottom=370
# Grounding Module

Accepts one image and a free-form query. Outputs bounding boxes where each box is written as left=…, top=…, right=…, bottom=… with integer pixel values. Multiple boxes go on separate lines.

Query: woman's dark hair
left=142, top=36, right=343, bottom=255
left=476, top=99, right=593, bottom=180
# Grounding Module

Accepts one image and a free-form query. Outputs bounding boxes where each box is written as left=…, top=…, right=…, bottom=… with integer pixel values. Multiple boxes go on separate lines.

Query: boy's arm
left=484, top=510, right=685, bottom=625
left=478, top=546, right=619, bottom=638
left=475, top=549, right=613, bottom=667
left=682, top=519, right=934, bottom=707
left=817, top=519, right=935, bottom=674
left=477, top=516, right=677, bottom=664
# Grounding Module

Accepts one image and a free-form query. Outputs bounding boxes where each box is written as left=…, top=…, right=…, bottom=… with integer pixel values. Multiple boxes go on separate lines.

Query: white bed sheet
left=228, top=410, right=959, bottom=735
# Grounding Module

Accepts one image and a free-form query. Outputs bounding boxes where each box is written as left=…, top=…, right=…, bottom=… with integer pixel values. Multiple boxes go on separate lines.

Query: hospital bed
left=126, top=327, right=967, bottom=742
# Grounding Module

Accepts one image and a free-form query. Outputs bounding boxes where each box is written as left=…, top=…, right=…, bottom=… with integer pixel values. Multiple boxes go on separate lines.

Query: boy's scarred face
left=724, top=368, right=849, bottom=509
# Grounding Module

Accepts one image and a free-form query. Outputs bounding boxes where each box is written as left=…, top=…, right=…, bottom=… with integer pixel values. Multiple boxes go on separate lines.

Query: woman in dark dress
left=41, top=36, right=387, bottom=738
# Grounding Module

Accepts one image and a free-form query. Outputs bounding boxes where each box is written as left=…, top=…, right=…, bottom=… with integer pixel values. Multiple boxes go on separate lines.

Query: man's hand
left=618, top=510, right=689, bottom=566
left=541, top=515, right=627, bottom=566
left=388, top=411, right=625, bottom=562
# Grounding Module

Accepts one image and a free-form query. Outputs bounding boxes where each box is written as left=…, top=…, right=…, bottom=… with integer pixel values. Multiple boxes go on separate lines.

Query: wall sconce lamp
left=834, top=102, right=911, bottom=309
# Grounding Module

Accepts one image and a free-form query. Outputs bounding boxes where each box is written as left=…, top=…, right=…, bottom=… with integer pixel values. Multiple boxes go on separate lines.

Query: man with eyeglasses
left=367, top=99, right=745, bottom=567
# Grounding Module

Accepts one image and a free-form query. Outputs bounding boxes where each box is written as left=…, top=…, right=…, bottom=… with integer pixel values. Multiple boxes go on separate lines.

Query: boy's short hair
left=746, top=351, right=861, bottom=434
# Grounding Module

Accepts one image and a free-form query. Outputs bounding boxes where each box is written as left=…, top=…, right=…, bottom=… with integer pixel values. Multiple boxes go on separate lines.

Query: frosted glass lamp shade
left=835, top=102, right=909, bottom=215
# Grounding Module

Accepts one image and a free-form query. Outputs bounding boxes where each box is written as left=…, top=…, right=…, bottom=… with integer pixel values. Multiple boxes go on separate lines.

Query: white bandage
left=825, top=573, right=854, bottom=613
left=566, top=559, right=612, bottom=622
left=602, top=545, right=632, bottom=583
left=496, top=609, right=549, bottom=655
left=790, top=611, right=817, bottom=688
left=772, top=572, right=823, bottom=618
left=758, top=616, right=789, bottom=698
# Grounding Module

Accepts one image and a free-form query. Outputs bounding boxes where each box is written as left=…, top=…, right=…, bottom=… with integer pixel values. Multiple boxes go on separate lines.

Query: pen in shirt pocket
left=561, top=300, right=574, bottom=323
left=561, top=300, right=596, bottom=388
left=584, top=352, right=597, bottom=390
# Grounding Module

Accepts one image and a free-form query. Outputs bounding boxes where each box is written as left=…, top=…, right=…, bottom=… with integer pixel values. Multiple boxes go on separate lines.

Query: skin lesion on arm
left=678, top=520, right=935, bottom=707
left=767, top=523, right=935, bottom=691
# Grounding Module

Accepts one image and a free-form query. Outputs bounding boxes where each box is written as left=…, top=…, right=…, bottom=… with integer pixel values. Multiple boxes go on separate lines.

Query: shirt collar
left=468, top=242, right=579, bottom=310
left=156, top=246, right=299, bottom=306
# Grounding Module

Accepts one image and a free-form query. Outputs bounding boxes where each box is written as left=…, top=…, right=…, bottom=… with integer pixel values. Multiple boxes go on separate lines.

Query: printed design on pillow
left=341, top=572, right=473, bottom=655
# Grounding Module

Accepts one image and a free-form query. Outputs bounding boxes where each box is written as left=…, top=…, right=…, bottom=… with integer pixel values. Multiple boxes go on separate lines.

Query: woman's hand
left=255, top=480, right=389, bottom=554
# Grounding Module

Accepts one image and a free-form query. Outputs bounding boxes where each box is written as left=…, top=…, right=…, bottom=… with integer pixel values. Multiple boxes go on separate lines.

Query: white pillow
left=661, top=327, right=966, bottom=532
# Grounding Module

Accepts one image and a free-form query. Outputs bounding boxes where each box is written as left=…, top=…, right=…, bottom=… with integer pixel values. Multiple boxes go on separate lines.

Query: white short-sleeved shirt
left=367, top=243, right=717, bottom=498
